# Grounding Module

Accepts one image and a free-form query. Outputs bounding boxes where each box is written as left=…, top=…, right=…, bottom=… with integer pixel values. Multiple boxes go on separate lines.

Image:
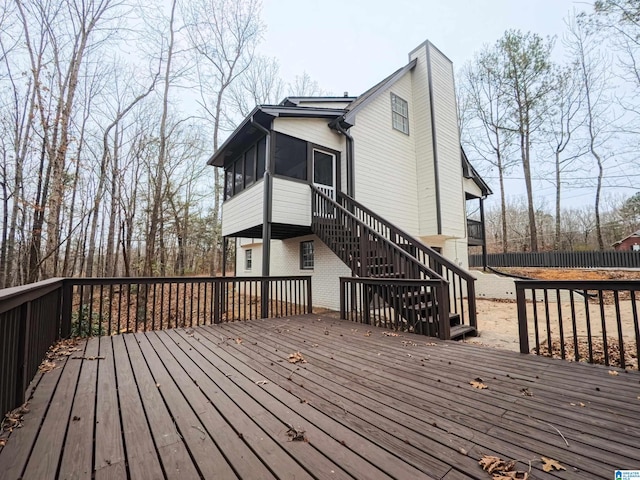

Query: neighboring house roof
left=612, top=229, right=640, bottom=247
left=461, top=148, right=492, bottom=198
left=207, top=105, right=346, bottom=167
left=279, top=96, right=357, bottom=107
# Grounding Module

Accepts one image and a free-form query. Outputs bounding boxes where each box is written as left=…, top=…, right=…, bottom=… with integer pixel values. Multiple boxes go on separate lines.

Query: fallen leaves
left=38, top=360, right=56, bottom=373
left=534, top=337, right=637, bottom=370
left=0, top=403, right=30, bottom=450
left=37, top=339, right=83, bottom=373
left=382, top=331, right=400, bottom=337
left=478, top=455, right=528, bottom=479
left=288, top=352, right=307, bottom=364
left=520, top=388, right=533, bottom=397
left=71, top=356, right=105, bottom=361
left=470, top=377, right=488, bottom=390
left=235, top=338, right=243, bottom=344
left=608, top=370, right=619, bottom=376
left=541, top=457, right=565, bottom=472
left=285, top=424, right=307, bottom=442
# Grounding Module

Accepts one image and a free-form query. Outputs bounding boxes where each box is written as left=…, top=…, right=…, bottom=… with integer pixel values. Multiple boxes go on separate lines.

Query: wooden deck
left=1, top=314, right=639, bottom=479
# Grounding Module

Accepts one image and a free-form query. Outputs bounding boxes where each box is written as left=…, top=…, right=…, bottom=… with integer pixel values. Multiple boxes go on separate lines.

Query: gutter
left=332, top=119, right=355, bottom=198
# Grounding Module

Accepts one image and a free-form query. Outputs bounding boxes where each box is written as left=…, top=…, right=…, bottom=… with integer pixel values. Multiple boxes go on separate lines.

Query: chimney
left=343, top=91, right=348, bottom=97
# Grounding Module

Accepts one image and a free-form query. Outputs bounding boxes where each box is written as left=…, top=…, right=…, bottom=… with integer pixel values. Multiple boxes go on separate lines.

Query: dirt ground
left=464, top=268, right=639, bottom=369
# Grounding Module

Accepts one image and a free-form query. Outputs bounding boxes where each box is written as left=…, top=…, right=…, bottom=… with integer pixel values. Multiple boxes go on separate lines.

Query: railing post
left=61, top=280, right=72, bottom=338
left=213, top=281, right=221, bottom=324
left=339, top=278, right=346, bottom=319
left=306, top=277, right=312, bottom=314
left=15, top=301, right=31, bottom=408
left=467, top=279, right=477, bottom=330
left=437, top=281, right=451, bottom=340
left=261, top=279, right=269, bottom=319
left=516, top=284, right=529, bottom=354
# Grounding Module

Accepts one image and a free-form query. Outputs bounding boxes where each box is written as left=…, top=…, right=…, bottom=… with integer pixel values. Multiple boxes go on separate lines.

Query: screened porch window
left=274, top=133, right=307, bottom=180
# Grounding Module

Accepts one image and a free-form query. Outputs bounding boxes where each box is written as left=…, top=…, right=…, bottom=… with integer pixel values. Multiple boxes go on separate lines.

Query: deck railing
left=63, top=276, right=312, bottom=336
left=516, top=279, right=640, bottom=370
left=340, top=277, right=450, bottom=338
left=0, top=275, right=311, bottom=417
left=336, top=190, right=477, bottom=330
left=0, top=278, right=65, bottom=419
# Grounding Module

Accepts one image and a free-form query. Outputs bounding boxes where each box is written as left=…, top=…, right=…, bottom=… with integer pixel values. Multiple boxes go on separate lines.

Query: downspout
left=334, top=120, right=355, bottom=198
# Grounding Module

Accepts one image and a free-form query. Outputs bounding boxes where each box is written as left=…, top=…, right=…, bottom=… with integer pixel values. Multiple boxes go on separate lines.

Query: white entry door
left=312, top=149, right=336, bottom=200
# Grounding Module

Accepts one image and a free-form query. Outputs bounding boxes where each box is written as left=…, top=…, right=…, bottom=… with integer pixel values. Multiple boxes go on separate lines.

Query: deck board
left=1, top=313, right=639, bottom=479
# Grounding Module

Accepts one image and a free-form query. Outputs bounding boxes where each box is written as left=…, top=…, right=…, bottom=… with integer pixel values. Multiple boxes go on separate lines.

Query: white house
left=207, top=40, right=490, bottom=331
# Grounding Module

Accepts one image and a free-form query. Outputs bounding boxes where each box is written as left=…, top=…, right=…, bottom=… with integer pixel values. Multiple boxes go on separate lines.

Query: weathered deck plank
left=0, top=313, right=638, bottom=480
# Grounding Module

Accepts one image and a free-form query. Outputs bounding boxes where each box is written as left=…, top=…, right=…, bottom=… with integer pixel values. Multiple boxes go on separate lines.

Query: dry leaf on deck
left=364, top=331, right=371, bottom=337
left=255, top=380, right=268, bottom=385
left=478, top=455, right=515, bottom=474
left=38, top=360, right=56, bottom=373
left=608, top=370, right=619, bottom=376
left=235, top=338, right=243, bottom=344
left=470, top=377, right=488, bottom=389
left=382, top=331, right=400, bottom=337
left=288, top=352, right=307, bottom=364
left=541, top=457, right=566, bottom=472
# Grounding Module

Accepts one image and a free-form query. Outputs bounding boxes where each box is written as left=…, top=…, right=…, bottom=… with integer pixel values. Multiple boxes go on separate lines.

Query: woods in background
left=458, top=1, right=640, bottom=253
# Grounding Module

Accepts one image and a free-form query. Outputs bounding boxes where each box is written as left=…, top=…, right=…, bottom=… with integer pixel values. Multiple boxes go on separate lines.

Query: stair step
left=449, top=324, right=477, bottom=340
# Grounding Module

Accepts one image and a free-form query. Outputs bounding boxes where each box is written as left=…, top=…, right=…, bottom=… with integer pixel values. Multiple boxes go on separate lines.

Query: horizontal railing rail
left=340, top=277, right=450, bottom=338
left=335, top=190, right=477, bottom=330
left=516, top=279, right=640, bottom=370
left=0, top=278, right=65, bottom=420
left=470, top=251, right=640, bottom=269
left=0, top=275, right=312, bottom=417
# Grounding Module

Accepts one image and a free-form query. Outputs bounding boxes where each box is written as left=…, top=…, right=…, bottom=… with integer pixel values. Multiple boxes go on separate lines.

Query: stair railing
left=311, top=186, right=451, bottom=339
left=336, top=191, right=477, bottom=330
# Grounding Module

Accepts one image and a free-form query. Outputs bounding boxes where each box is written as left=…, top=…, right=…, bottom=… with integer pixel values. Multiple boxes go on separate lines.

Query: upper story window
left=391, top=93, right=409, bottom=135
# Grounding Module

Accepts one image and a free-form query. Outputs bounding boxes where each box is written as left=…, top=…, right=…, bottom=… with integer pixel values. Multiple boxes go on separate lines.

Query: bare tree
left=228, top=55, right=284, bottom=118
left=183, top=0, right=263, bottom=274
left=566, top=16, right=615, bottom=250
left=459, top=46, right=518, bottom=252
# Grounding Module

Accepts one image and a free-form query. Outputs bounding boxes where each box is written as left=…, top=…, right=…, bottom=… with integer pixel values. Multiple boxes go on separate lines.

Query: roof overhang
left=461, top=148, right=492, bottom=198
left=207, top=106, right=347, bottom=167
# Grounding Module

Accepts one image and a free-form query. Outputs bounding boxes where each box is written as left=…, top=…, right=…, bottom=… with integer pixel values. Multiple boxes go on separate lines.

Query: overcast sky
left=256, top=0, right=640, bottom=213
left=260, top=0, right=591, bottom=97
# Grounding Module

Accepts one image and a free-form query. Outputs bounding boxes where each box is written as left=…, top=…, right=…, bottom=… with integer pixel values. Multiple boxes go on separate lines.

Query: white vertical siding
left=271, top=178, right=311, bottom=226
left=350, top=72, right=420, bottom=234
left=221, top=182, right=264, bottom=237
left=427, top=44, right=466, bottom=238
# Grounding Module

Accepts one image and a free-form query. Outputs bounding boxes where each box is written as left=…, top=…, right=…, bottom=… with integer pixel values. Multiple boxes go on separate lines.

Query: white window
left=300, top=241, right=314, bottom=270
left=245, top=249, right=252, bottom=270
left=391, top=93, right=409, bottom=134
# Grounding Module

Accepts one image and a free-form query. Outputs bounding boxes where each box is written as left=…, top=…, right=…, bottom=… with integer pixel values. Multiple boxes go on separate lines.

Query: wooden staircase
left=311, top=186, right=477, bottom=340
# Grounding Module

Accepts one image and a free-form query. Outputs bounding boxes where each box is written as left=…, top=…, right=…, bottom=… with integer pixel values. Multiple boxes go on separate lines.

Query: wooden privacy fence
left=0, top=275, right=311, bottom=418
left=340, top=277, right=451, bottom=339
left=516, top=279, right=640, bottom=370
left=470, top=251, right=640, bottom=269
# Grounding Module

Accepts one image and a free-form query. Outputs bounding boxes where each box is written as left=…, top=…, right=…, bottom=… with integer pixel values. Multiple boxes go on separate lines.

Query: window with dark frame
left=245, top=249, right=252, bottom=270
left=300, top=241, right=314, bottom=270
left=391, top=93, right=409, bottom=134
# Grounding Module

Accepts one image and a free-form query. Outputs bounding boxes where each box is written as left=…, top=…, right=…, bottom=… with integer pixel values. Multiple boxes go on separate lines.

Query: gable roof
left=612, top=229, right=640, bottom=247
left=343, top=58, right=417, bottom=124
